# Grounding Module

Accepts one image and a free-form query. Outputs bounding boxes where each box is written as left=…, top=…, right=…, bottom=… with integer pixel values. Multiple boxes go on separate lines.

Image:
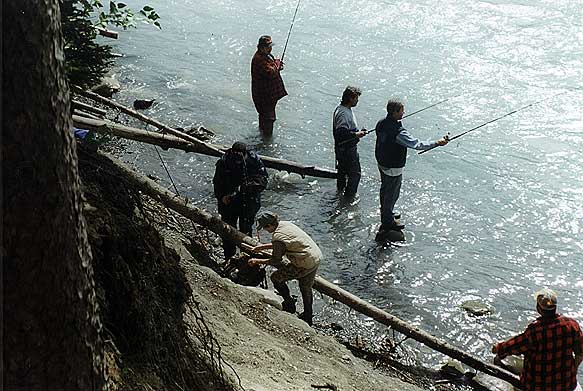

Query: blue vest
left=375, top=117, right=407, bottom=168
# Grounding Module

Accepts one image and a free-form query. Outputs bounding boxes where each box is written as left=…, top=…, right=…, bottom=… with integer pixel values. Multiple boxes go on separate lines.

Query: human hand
left=436, top=137, right=449, bottom=146
left=274, top=59, right=284, bottom=70
left=356, top=130, right=367, bottom=138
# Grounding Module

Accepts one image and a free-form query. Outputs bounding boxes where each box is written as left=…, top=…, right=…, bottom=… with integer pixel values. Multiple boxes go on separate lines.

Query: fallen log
left=72, top=85, right=223, bottom=156
left=73, top=110, right=101, bottom=121
left=72, top=99, right=107, bottom=116
left=71, top=86, right=338, bottom=178
left=90, top=149, right=520, bottom=389
left=73, top=115, right=337, bottom=179
left=312, top=278, right=521, bottom=388
left=95, top=27, right=118, bottom=39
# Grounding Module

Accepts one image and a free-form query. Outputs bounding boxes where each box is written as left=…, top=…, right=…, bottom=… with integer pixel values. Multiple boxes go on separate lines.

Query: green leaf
left=142, top=5, right=153, bottom=11
left=154, top=21, right=161, bottom=29
left=117, top=2, right=127, bottom=8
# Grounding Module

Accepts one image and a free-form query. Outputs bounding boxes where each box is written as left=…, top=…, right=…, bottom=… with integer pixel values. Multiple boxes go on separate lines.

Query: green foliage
left=61, top=0, right=161, bottom=89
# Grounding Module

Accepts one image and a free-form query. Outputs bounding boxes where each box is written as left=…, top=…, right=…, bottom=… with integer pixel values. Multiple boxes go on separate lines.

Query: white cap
left=534, top=288, right=557, bottom=310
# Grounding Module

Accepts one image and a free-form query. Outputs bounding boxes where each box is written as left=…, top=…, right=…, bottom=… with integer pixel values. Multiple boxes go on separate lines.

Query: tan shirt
left=271, top=221, right=322, bottom=269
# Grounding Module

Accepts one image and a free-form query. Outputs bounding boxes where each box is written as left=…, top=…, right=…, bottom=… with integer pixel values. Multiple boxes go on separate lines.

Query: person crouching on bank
left=248, top=211, right=322, bottom=326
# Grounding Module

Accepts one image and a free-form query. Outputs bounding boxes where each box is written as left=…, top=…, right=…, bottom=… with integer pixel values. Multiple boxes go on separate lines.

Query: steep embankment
left=77, top=145, right=449, bottom=391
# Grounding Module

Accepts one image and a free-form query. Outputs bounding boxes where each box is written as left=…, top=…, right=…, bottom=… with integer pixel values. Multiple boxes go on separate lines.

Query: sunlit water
left=108, top=0, right=582, bottom=372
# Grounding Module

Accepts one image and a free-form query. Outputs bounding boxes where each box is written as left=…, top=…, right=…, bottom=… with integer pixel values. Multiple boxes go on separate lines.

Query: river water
left=109, top=0, right=582, bottom=372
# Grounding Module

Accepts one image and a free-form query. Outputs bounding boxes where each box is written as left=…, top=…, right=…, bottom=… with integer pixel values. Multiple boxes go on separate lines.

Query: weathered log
left=312, top=278, right=521, bottom=388
left=95, top=27, right=118, bottom=39
left=72, top=86, right=338, bottom=179
left=92, top=150, right=520, bottom=389
left=73, top=110, right=101, bottom=121
left=72, top=86, right=223, bottom=156
left=72, top=115, right=337, bottom=179
left=72, top=100, right=107, bottom=116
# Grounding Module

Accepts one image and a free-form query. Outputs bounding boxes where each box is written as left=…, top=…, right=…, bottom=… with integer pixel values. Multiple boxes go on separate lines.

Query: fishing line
left=418, top=91, right=567, bottom=155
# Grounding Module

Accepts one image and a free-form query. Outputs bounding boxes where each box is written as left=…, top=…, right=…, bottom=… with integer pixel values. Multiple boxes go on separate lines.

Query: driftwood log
left=95, top=27, right=118, bottom=39
left=90, top=150, right=520, bottom=389
left=72, top=115, right=337, bottom=179
left=73, top=110, right=101, bottom=121
left=72, top=85, right=226, bottom=156
left=72, top=100, right=107, bottom=117
left=71, top=86, right=338, bottom=179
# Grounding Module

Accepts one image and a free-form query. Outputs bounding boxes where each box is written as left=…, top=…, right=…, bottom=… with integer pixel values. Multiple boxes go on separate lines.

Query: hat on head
left=256, top=211, right=279, bottom=229
left=258, top=35, right=273, bottom=47
left=534, top=288, right=557, bottom=311
left=231, top=141, right=247, bottom=153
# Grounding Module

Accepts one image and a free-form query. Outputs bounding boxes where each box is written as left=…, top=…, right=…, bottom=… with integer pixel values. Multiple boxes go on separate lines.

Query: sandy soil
left=182, top=261, right=427, bottom=391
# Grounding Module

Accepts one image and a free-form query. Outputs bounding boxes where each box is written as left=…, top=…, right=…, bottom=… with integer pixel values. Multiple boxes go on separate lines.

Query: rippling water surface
left=111, top=0, right=582, bottom=371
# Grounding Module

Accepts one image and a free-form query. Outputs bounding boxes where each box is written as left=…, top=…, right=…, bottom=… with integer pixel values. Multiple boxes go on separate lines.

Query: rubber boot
left=282, top=297, right=296, bottom=314
left=299, top=310, right=313, bottom=326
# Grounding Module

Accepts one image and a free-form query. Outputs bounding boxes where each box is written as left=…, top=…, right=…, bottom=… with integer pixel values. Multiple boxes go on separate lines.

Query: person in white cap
left=248, top=211, right=321, bottom=326
left=492, top=288, right=583, bottom=391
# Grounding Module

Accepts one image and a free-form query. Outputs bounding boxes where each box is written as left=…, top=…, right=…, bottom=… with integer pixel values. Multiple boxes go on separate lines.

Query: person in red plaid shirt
left=492, top=288, right=583, bottom=391
left=251, top=35, right=287, bottom=136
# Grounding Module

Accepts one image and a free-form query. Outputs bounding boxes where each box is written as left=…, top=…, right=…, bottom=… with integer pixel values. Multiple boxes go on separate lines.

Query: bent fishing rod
left=418, top=91, right=567, bottom=155
left=336, top=94, right=460, bottom=147
left=280, top=0, right=302, bottom=63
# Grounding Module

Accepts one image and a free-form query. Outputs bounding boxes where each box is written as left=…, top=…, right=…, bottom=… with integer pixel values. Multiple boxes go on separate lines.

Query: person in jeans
left=248, top=211, right=322, bottom=326
left=375, top=99, right=448, bottom=236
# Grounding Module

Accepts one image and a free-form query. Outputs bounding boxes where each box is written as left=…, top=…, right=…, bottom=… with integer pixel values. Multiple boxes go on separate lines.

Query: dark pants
left=379, top=170, right=402, bottom=228
left=218, top=199, right=260, bottom=259
left=257, top=101, right=277, bottom=136
left=271, top=262, right=319, bottom=324
left=336, top=148, right=361, bottom=197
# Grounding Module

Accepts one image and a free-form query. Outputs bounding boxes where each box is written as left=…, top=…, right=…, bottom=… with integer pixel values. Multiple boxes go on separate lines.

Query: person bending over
left=248, top=211, right=322, bottom=326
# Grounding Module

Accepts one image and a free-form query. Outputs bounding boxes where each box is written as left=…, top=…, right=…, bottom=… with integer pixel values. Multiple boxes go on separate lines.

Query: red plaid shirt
left=251, top=51, right=287, bottom=112
left=496, top=314, right=583, bottom=391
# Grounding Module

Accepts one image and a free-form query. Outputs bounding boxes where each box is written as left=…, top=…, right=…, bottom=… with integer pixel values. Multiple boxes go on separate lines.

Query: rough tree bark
left=3, top=1, right=106, bottom=390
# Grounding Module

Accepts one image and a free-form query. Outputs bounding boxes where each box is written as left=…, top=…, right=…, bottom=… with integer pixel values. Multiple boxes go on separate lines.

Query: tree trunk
left=3, top=1, right=106, bottom=390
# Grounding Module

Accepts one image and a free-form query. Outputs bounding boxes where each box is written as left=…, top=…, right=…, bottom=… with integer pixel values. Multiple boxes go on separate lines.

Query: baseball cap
left=258, top=35, right=273, bottom=47
left=257, top=211, right=278, bottom=229
left=231, top=141, right=247, bottom=153
left=534, top=288, right=557, bottom=310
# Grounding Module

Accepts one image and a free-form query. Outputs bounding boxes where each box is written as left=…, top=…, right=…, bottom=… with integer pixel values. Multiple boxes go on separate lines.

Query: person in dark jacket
left=332, top=86, right=367, bottom=198
left=213, top=141, right=268, bottom=259
left=251, top=35, right=287, bottom=136
left=375, top=99, right=448, bottom=236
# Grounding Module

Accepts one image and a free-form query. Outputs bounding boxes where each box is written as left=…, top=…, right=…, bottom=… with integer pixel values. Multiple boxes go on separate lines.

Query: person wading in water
left=332, top=86, right=367, bottom=198
left=213, top=142, right=268, bottom=260
left=375, top=99, right=448, bottom=239
left=251, top=35, right=287, bottom=136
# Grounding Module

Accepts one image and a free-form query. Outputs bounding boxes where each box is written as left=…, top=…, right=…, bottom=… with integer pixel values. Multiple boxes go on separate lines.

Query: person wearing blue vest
left=375, top=100, right=449, bottom=237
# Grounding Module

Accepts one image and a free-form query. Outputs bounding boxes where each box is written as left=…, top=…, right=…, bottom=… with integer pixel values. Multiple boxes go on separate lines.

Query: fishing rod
left=418, top=91, right=567, bottom=155
left=336, top=94, right=460, bottom=147
left=280, top=0, right=302, bottom=63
